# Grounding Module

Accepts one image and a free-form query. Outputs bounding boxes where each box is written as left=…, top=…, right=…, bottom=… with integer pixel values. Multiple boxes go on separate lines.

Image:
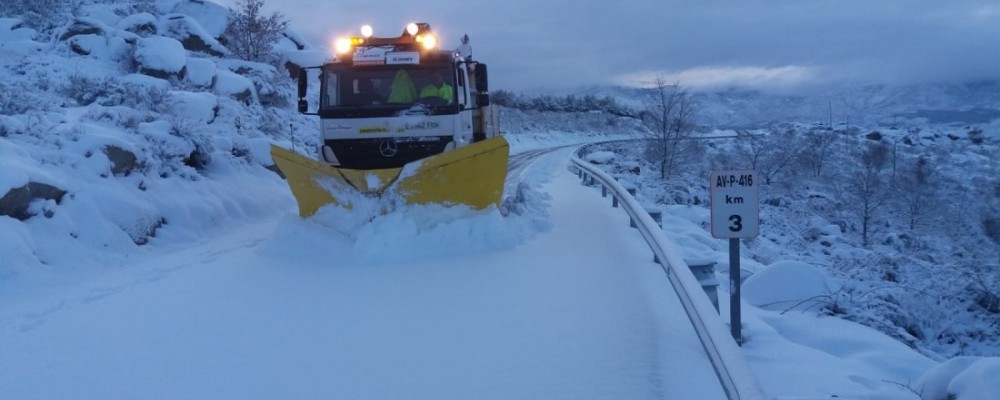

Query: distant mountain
left=531, top=81, right=1000, bottom=129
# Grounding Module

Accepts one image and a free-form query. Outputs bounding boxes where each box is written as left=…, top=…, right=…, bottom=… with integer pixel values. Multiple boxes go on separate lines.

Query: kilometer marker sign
left=710, top=170, right=759, bottom=239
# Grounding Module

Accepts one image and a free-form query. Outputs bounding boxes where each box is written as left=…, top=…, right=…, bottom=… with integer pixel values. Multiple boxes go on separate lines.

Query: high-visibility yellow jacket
left=388, top=70, right=417, bottom=103
left=420, top=83, right=454, bottom=102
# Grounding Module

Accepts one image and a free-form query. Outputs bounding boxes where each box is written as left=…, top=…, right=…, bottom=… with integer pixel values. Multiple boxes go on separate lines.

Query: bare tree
left=642, top=75, right=697, bottom=179
left=734, top=128, right=798, bottom=185
left=897, top=154, right=935, bottom=230
left=800, top=127, right=840, bottom=177
left=847, top=142, right=891, bottom=247
left=223, top=0, right=289, bottom=63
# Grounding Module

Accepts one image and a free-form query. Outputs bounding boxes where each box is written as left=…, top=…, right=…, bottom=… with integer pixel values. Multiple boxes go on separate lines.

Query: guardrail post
left=686, top=259, right=720, bottom=313
left=648, top=210, right=662, bottom=228
left=612, top=196, right=619, bottom=208
left=602, top=186, right=607, bottom=198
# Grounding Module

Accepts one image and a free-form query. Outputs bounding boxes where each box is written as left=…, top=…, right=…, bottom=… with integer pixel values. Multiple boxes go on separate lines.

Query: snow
left=742, top=261, right=837, bottom=311
left=1, top=1, right=998, bottom=399
left=584, top=150, right=616, bottom=164
left=134, top=35, right=187, bottom=74
left=167, top=90, right=219, bottom=124
left=169, top=0, right=231, bottom=38
left=184, top=56, right=216, bottom=86
left=212, top=69, right=257, bottom=101
left=158, top=13, right=229, bottom=56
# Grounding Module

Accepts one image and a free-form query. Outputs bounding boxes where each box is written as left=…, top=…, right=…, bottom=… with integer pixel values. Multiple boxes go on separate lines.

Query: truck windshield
left=320, top=65, right=456, bottom=110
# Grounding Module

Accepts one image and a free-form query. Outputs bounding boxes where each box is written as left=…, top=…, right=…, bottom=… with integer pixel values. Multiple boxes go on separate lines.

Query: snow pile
left=916, top=357, right=1000, bottom=400
left=742, top=261, right=837, bottom=311
left=584, top=150, right=616, bottom=164
left=135, top=35, right=187, bottom=75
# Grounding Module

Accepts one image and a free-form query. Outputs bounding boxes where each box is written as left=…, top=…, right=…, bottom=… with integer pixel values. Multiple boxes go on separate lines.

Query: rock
left=103, top=145, right=137, bottom=176
left=0, top=182, right=67, bottom=221
left=134, top=36, right=187, bottom=79
left=58, top=18, right=108, bottom=42
left=117, top=12, right=157, bottom=37
left=169, top=0, right=230, bottom=38
left=158, top=14, right=227, bottom=57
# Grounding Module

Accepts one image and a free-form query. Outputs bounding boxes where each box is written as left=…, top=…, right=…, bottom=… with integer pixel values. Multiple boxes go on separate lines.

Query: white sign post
left=709, top=170, right=759, bottom=344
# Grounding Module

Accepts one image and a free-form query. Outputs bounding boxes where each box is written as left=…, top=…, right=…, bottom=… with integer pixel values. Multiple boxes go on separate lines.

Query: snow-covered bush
left=0, top=81, right=47, bottom=115
left=0, top=0, right=67, bottom=33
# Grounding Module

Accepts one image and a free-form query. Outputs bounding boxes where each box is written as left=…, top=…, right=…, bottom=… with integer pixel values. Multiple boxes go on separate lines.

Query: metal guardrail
left=571, top=149, right=767, bottom=400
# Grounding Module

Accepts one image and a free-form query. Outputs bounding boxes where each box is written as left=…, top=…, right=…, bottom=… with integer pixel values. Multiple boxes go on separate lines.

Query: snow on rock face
left=184, top=57, right=216, bottom=87
left=168, top=91, right=218, bottom=125
left=213, top=69, right=257, bottom=104
left=158, top=14, right=227, bottom=57
left=916, top=357, right=1000, bottom=400
left=0, top=18, right=42, bottom=55
left=58, top=18, right=112, bottom=42
left=742, top=260, right=837, bottom=311
left=117, top=13, right=158, bottom=37
left=0, top=18, right=37, bottom=42
left=169, top=0, right=230, bottom=38
left=134, top=36, right=188, bottom=79
left=54, top=18, right=135, bottom=60
left=279, top=48, right=329, bottom=79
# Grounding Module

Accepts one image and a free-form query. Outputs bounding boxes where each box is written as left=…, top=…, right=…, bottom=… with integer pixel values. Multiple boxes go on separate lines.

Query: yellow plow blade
left=270, top=136, right=509, bottom=218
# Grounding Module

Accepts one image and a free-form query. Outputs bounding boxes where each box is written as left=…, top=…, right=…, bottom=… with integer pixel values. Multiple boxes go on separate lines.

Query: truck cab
left=298, top=23, right=498, bottom=170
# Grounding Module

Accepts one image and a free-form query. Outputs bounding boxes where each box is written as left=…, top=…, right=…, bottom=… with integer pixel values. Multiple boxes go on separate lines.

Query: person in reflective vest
left=388, top=69, right=417, bottom=103
left=419, top=73, right=453, bottom=103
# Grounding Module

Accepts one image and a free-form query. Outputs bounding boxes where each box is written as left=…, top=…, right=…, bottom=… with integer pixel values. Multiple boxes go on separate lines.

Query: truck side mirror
left=474, top=63, right=488, bottom=92
left=476, top=93, right=490, bottom=107
left=297, top=69, right=308, bottom=99
left=297, top=69, right=309, bottom=113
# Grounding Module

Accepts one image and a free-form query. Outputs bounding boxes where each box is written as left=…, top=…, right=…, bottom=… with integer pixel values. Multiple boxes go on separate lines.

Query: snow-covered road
left=0, top=148, right=724, bottom=399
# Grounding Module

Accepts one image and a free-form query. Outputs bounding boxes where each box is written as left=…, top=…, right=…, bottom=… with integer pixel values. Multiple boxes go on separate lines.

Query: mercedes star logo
left=378, top=139, right=398, bottom=158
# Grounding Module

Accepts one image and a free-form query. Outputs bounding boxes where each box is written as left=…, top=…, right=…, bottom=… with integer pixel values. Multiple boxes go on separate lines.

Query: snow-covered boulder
left=117, top=13, right=158, bottom=37
left=58, top=18, right=111, bottom=42
left=280, top=48, right=329, bottom=79
left=585, top=150, right=616, bottom=164
left=213, top=69, right=256, bottom=104
left=0, top=18, right=37, bottom=42
left=158, top=14, right=227, bottom=57
left=275, top=29, right=311, bottom=52
left=743, top=260, right=837, bottom=311
left=134, top=36, right=187, bottom=79
left=216, top=59, right=283, bottom=104
left=0, top=18, right=43, bottom=55
left=0, top=141, right=66, bottom=221
left=216, top=58, right=276, bottom=77
left=55, top=18, right=135, bottom=59
left=79, top=5, right=123, bottom=27
left=185, top=57, right=216, bottom=87
left=168, top=91, right=219, bottom=125
left=104, top=145, right=138, bottom=176
left=0, top=182, right=67, bottom=221
left=169, top=0, right=230, bottom=38
left=915, top=357, right=1000, bottom=400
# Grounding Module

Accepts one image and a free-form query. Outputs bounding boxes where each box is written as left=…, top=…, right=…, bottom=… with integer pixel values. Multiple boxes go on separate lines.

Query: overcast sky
left=222, top=0, right=1000, bottom=92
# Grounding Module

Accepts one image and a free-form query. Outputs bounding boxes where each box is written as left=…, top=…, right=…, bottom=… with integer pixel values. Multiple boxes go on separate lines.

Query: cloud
left=614, top=66, right=820, bottom=91
left=225, top=0, right=1000, bottom=92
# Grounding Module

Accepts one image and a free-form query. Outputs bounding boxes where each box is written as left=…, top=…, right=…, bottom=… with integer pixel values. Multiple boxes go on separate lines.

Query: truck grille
left=326, top=137, right=451, bottom=170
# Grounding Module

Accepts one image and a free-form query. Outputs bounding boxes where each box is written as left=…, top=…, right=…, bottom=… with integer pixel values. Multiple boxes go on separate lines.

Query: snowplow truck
left=271, top=23, right=508, bottom=217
